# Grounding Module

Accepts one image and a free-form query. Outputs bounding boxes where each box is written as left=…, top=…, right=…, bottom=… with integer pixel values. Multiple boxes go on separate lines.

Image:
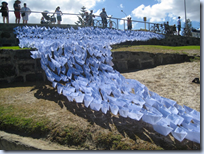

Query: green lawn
left=112, top=45, right=200, bottom=51
left=0, top=46, right=30, bottom=50
left=111, top=45, right=200, bottom=56
left=0, top=45, right=200, bottom=50
left=0, top=45, right=200, bottom=56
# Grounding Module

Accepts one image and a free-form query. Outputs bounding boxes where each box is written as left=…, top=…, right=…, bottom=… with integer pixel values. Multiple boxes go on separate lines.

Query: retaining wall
left=112, top=51, right=192, bottom=72
left=0, top=49, right=193, bottom=83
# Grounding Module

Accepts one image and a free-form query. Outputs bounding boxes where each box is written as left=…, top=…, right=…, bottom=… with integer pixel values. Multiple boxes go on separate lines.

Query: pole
left=124, top=20, right=125, bottom=30
left=184, top=0, right=187, bottom=24
left=117, top=19, right=118, bottom=30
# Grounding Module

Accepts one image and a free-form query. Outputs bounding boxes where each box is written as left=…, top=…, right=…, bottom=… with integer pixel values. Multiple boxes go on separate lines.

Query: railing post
left=148, top=23, right=150, bottom=31
left=117, top=19, right=118, bottom=30
left=124, top=19, right=125, bottom=31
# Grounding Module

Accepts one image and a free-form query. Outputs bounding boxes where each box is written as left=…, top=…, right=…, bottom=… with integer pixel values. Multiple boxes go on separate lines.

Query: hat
left=178, top=16, right=180, bottom=18
left=102, top=8, right=105, bottom=10
left=15, top=0, right=21, bottom=3
left=2, top=1, right=8, bottom=5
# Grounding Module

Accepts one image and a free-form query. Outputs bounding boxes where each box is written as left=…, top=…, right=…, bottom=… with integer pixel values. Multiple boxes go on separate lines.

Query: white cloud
left=120, top=4, right=123, bottom=9
left=6, top=0, right=104, bottom=24
left=131, top=0, right=200, bottom=23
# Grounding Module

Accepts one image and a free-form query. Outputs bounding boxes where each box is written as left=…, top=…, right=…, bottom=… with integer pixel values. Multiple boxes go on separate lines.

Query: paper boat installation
left=14, top=26, right=200, bottom=144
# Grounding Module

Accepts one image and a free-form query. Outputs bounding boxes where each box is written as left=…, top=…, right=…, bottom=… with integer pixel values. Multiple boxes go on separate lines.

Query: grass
left=0, top=81, right=200, bottom=150
left=0, top=46, right=31, bottom=50
left=111, top=45, right=200, bottom=55
left=0, top=104, right=51, bottom=137
left=0, top=45, right=200, bottom=51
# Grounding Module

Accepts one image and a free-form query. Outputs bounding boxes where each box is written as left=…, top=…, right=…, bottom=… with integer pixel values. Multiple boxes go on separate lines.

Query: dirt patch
left=122, top=61, right=200, bottom=112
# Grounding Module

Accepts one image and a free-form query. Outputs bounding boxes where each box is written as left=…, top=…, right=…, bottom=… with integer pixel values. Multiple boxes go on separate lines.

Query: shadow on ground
left=30, top=82, right=200, bottom=150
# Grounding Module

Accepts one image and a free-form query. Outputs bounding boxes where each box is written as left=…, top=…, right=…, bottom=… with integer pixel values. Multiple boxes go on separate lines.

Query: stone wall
left=112, top=51, right=192, bottom=72
left=0, top=49, right=45, bottom=83
left=0, top=49, right=193, bottom=83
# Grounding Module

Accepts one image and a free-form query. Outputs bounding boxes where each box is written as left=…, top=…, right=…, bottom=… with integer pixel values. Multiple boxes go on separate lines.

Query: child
left=54, top=6, right=63, bottom=24
left=1, top=2, right=9, bottom=23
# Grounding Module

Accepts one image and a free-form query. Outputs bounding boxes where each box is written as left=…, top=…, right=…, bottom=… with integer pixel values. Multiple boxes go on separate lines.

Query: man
left=100, top=8, right=108, bottom=28
left=21, top=3, right=31, bottom=24
left=177, top=16, right=181, bottom=35
left=13, top=0, right=21, bottom=24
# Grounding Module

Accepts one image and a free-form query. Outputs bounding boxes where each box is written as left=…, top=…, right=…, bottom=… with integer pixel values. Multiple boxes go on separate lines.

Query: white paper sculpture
left=14, top=26, right=200, bottom=144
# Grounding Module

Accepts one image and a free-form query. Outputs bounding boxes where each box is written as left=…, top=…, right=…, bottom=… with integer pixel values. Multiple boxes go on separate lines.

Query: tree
left=75, top=6, right=87, bottom=26
left=182, top=19, right=192, bottom=37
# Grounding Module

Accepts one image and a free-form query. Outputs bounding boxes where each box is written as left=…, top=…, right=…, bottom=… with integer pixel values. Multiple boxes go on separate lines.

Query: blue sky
left=5, top=0, right=200, bottom=30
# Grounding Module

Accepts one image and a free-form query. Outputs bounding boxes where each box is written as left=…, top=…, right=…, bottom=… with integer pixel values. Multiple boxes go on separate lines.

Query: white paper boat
left=128, top=110, right=143, bottom=121
left=181, top=127, right=200, bottom=144
left=153, top=124, right=173, bottom=136
left=142, top=111, right=162, bottom=125
left=90, top=102, right=102, bottom=111
left=74, top=94, right=85, bottom=103
left=110, top=104, right=119, bottom=115
left=145, top=98, right=157, bottom=106
left=118, top=107, right=129, bottom=118
left=179, top=113, right=193, bottom=123
left=101, top=102, right=109, bottom=114
left=165, top=114, right=184, bottom=126
left=157, top=106, right=171, bottom=118
left=171, top=127, right=187, bottom=142
left=84, top=95, right=94, bottom=108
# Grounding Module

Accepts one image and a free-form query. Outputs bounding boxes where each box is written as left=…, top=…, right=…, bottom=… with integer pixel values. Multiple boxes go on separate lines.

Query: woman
left=1, top=2, right=9, bottom=24
left=21, top=3, right=31, bottom=24
left=13, top=0, right=21, bottom=24
left=54, top=6, right=63, bottom=24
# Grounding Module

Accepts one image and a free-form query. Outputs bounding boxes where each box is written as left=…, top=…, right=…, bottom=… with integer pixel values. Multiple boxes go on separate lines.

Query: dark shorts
left=57, top=16, right=62, bottom=21
left=14, top=11, right=21, bottom=19
left=178, top=25, right=181, bottom=31
left=102, top=18, right=107, bottom=24
left=2, top=12, right=8, bottom=17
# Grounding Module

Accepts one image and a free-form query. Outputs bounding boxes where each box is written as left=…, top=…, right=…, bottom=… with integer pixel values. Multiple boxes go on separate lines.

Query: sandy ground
left=122, top=61, right=200, bottom=112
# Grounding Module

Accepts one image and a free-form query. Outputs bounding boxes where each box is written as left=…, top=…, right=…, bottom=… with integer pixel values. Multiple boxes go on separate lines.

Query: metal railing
left=3, top=9, right=181, bottom=34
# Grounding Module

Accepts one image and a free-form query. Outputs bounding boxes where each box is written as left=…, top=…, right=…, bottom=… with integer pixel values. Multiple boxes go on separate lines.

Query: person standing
left=84, top=11, right=89, bottom=26
left=1, top=2, right=9, bottom=24
left=109, top=19, right=112, bottom=28
left=21, top=3, right=31, bottom=24
left=100, top=8, right=108, bottom=28
left=127, top=17, right=130, bottom=30
left=129, top=17, right=132, bottom=30
left=13, top=0, right=21, bottom=24
left=88, top=10, right=95, bottom=26
left=54, top=6, right=63, bottom=24
left=177, top=16, right=181, bottom=35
